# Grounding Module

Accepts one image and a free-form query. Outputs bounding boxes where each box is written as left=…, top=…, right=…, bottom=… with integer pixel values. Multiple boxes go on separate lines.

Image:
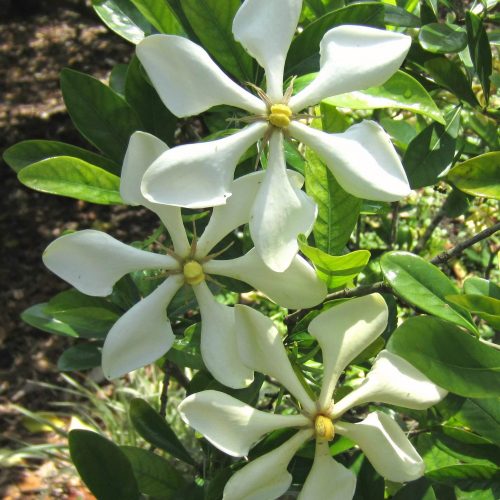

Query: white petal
left=43, top=230, right=177, bottom=297
left=194, top=281, right=253, bottom=389
left=332, top=350, right=448, bottom=418
left=336, top=412, right=425, bottom=483
left=223, top=429, right=313, bottom=500
left=250, top=132, right=317, bottom=272
left=235, top=305, right=316, bottom=414
left=136, top=35, right=265, bottom=116
left=102, top=275, right=183, bottom=379
left=289, top=26, right=411, bottom=112
left=205, top=250, right=326, bottom=309
left=299, top=441, right=356, bottom=500
left=233, top=0, right=301, bottom=102
left=308, top=294, right=388, bottom=410
left=179, top=390, right=310, bottom=457
left=142, top=123, right=267, bottom=208
left=290, top=121, right=410, bottom=202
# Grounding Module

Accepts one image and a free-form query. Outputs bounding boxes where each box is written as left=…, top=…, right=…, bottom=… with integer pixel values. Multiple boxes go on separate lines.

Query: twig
left=159, top=361, right=173, bottom=419
left=389, top=202, right=400, bottom=250
left=412, top=207, right=446, bottom=255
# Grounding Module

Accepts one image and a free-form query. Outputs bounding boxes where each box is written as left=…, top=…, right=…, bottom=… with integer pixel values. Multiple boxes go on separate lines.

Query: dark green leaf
left=446, top=294, right=500, bottom=329
left=130, top=0, right=184, bottom=35
left=447, top=152, right=500, bottom=200
left=388, top=316, right=500, bottom=398
left=69, top=430, right=140, bottom=500
left=21, top=303, right=79, bottom=338
left=391, top=477, right=437, bottom=499
left=380, top=251, right=477, bottom=333
left=58, top=344, right=101, bottom=371
left=464, top=278, right=500, bottom=299
left=442, top=188, right=471, bottom=218
left=120, top=446, right=185, bottom=498
left=18, top=157, right=123, bottom=205
left=453, top=398, right=500, bottom=447
left=129, top=398, right=195, bottom=465
left=180, top=0, right=253, bottom=81
left=3, top=140, right=120, bottom=175
left=61, top=68, right=143, bottom=163
left=403, top=106, right=461, bottom=189
left=383, top=4, right=420, bottom=28
left=109, top=63, right=128, bottom=95
left=419, top=23, right=467, bottom=54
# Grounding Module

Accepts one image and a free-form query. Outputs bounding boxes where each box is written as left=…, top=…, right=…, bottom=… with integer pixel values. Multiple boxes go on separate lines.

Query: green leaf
left=447, top=152, right=500, bottom=200
left=69, top=430, right=140, bottom=500
left=92, top=0, right=153, bottom=44
left=180, top=0, right=253, bottom=81
left=130, top=0, right=184, bottom=35
left=322, top=70, right=444, bottom=124
left=388, top=316, right=500, bottom=398
left=298, top=236, right=370, bottom=289
left=57, top=344, right=102, bottom=371
left=109, top=63, right=128, bottom=95
left=419, top=23, right=467, bottom=54
left=380, top=251, right=477, bottom=333
left=18, top=157, right=123, bottom=205
left=125, top=56, right=177, bottom=144
left=3, top=140, right=120, bottom=175
left=21, top=303, right=79, bottom=338
left=403, top=106, right=461, bottom=189
left=120, top=446, right=185, bottom=498
left=60, top=68, right=143, bottom=163
left=391, top=478, right=437, bottom=499
left=446, top=295, right=500, bottom=330
left=45, top=290, right=121, bottom=339
left=464, top=278, right=500, bottom=299
left=466, top=12, right=493, bottom=104
left=129, top=398, right=195, bottom=465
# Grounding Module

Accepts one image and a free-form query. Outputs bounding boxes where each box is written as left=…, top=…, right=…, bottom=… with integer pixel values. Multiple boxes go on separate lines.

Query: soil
left=0, top=1, right=156, bottom=497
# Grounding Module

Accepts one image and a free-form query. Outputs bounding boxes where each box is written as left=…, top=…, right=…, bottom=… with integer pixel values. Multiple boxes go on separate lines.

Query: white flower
left=179, top=294, right=448, bottom=499
left=136, top=0, right=412, bottom=272
left=42, top=132, right=326, bottom=388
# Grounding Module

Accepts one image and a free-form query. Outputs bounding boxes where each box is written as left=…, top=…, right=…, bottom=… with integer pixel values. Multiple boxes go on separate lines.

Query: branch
left=412, top=207, right=446, bottom=255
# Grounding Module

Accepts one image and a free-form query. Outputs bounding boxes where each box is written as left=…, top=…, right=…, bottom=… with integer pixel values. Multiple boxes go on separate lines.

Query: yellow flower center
left=183, top=260, right=205, bottom=285
left=314, top=415, right=334, bottom=442
left=268, top=104, right=292, bottom=128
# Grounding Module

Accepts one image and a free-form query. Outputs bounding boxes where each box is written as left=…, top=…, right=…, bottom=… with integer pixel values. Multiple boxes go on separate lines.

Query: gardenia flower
left=137, top=0, right=412, bottom=272
left=179, top=294, right=447, bottom=499
left=43, top=131, right=326, bottom=388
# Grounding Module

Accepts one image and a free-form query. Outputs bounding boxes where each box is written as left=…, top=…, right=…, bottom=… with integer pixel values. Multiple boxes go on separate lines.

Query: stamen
left=269, top=104, right=292, bottom=128
left=314, top=415, right=334, bottom=442
left=183, top=260, right=205, bottom=285
left=283, top=76, right=297, bottom=103
left=201, top=241, right=235, bottom=262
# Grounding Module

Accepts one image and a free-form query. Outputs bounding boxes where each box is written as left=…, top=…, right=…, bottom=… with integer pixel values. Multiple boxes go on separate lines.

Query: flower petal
left=336, top=412, right=425, bottom=483
left=289, top=121, right=410, bottom=202
left=136, top=35, right=265, bottom=116
left=194, top=281, right=254, bottom=389
left=299, top=441, right=356, bottom=500
left=289, top=26, right=411, bottom=112
left=142, top=123, right=267, bottom=208
left=332, top=350, right=448, bottom=418
left=223, top=429, right=313, bottom=500
left=102, top=275, right=183, bottom=379
left=179, top=390, right=310, bottom=457
left=205, top=249, right=326, bottom=309
left=233, top=0, right=302, bottom=102
left=43, top=230, right=177, bottom=296
left=308, top=294, right=388, bottom=410
left=235, top=304, right=316, bottom=414
left=250, top=131, right=317, bottom=272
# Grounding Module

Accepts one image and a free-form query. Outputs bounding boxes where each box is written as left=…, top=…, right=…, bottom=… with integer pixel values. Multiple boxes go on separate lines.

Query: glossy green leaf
left=61, top=68, right=143, bottom=163
left=18, top=157, right=123, bottom=205
left=3, top=140, right=120, bottom=175
left=466, top=12, right=493, bottom=104
left=130, top=0, right=183, bottom=35
left=419, top=23, right=467, bottom=54
left=447, top=152, right=500, bottom=200
left=21, top=303, right=79, bottom=338
left=69, top=430, right=140, bottom=500
left=125, top=56, right=177, bottom=144
left=129, top=398, right=195, bottom=465
left=381, top=251, right=477, bottom=333
left=446, top=294, right=500, bottom=330
left=403, top=106, right=461, bottom=189
left=392, top=478, right=436, bottom=500
left=464, top=278, right=500, bottom=299
left=120, top=446, right=185, bottom=498
left=109, top=63, right=128, bottom=95
left=298, top=235, right=370, bottom=289
left=92, top=0, right=153, bottom=44
left=58, top=344, right=102, bottom=371
left=321, top=70, right=444, bottom=124
left=388, top=316, right=500, bottom=398
left=180, top=0, right=253, bottom=81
